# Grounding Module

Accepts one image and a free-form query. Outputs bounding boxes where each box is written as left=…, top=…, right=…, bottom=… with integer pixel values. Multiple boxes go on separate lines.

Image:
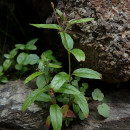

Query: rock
left=0, top=80, right=130, bottom=130
left=64, top=86, right=130, bottom=130
left=0, top=80, right=48, bottom=130
left=51, top=0, right=130, bottom=83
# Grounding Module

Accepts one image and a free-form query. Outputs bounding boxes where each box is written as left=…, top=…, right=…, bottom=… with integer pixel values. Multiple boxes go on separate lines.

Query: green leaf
left=51, top=72, right=69, bottom=91
left=24, top=72, right=43, bottom=84
left=0, top=66, right=3, bottom=73
left=57, top=83, right=80, bottom=94
left=72, top=80, right=79, bottom=89
left=36, top=75, right=51, bottom=88
left=42, top=50, right=58, bottom=63
left=72, top=68, right=102, bottom=79
left=10, top=48, right=18, bottom=58
left=65, top=118, right=73, bottom=127
left=56, top=9, right=65, bottom=21
left=74, top=93, right=89, bottom=117
left=56, top=94, right=69, bottom=104
left=22, top=88, right=46, bottom=112
left=97, top=103, right=110, bottom=118
left=25, top=45, right=37, bottom=50
left=3, top=59, right=12, bottom=71
left=4, top=54, right=10, bottom=59
left=92, top=88, right=104, bottom=101
left=82, top=83, right=89, bottom=89
left=30, top=24, right=62, bottom=30
left=0, top=72, right=4, bottom=77
left=59, top=32, right=74, bottom=50
left=70, top=49, right=85, bottom=62
left=36, top=93, right=51, bottom=102
left=48, top=63, right=62, bottom=68
left=15, top=44, right=25, bottom=50
left=50, top=104, right=62, bottom=130
left=1, top=76, right=8, bottom=83
left=20, top=67, right=29, bottom=75
left=46, top=115, right=51, bottom=128
left=72, top=103, right=80, bottom=114
left=78, top=111, right=85, bottom=120
left=26, top=38, right=38, bottom=46
left=15, top=64, right=23, bottom=70
left=69, top=18, right=94, bottom=25
left=38, top=60, right=44, bottom=71
left=24, top=54, right=39, bottom=65
left=25, top=38, right=38, bottom=50
left=17, top=52, right=28, bottom=65
left=79, top=87, right=86, bottom=93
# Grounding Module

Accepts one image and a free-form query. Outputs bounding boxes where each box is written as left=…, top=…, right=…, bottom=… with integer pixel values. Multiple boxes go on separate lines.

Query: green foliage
left=56, top=9, right=65, bottom=21
left=17, top=52, right=28, bottom=65
left=72, top=103, right=80, bottom=114
left=78, top=111, right=85, bottom=120
left=50, top=104, right=62, bottom=130
left=92, top=89, right=110, bottom=118
left=36, top=75, right=51, bottom=88
left=0, top=76, right=8, bottom=83
left=69, top=18, right=94, bottom=25
left=21, top=4, right=109, bottom=130
left=92, top=88, right=104, bottom=101
left=59, top=32, right=74, bottom=50
left=0, top=38, right=38, bottom=84
left=36, top=93, right=51, bottom=102
left=3, top=59, right=12, bottom=71
left=57, top=83, right=80, bottom=95
left=74, top=93, right=89, bottom=117
left=48, top=63, right=62, bottom=68
left=46, top=115, right=51, bottom=128
left=56, top=94, right=69, bottom=105
left=50, top=72, right=69, bottom=91
left=70, top=49, right=85, bottom=62
left=97, top=103, right=110, bottom=118
left=22, top=88, right=46, bottom=112
left=30, top=24, right=62, bottom=30
left=24, top=72, right=43, bottom=84
left=24, top=54, right=39, bottom=65
left=73, top=68, right=102, bottom=79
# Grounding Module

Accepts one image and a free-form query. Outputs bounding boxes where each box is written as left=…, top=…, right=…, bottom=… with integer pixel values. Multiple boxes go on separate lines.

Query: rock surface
left=0, top=80, right=130, bottom=130
left=0, top=80, right=49, bottom=130
left=65, top=86, right=130, bottom=130
left=52, top=0, right=130, bottom=83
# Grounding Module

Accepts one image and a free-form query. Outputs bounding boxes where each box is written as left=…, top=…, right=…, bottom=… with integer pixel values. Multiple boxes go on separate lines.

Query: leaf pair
left=4, top=48, right=18, bottom=59
left=15, top=38, right=38, bottom=51
left=92, top=88, right=110, bottom=118
left=17, top=53, right=39, bottom=66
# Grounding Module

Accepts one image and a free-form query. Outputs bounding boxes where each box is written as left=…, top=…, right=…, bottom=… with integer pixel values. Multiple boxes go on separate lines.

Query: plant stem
left=52, top=4, right=62, bottom=28
left=63, top=30, right=72, bottom=106
left=68, top=51, right=72, bottom=106
left=68, top=51, right=71, bottom=83
left=43, top=74, right=56, bottom=104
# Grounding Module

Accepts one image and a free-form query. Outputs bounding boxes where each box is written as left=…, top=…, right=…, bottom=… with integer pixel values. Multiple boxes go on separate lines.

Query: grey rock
left=0, top=80, right=130, bottom=130
left=65, top=87, right=130, bottom=130
left=0, top=80, right=48, bottom=130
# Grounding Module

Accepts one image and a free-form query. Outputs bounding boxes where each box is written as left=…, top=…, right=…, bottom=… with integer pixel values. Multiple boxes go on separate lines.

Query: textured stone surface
left=0, top=80, right=130, bottom=130
left=53, top=0, right=130, bottom=83
left=65, top=86, right=130, bottom=130
left=0, top=80, right=48, bottom=130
